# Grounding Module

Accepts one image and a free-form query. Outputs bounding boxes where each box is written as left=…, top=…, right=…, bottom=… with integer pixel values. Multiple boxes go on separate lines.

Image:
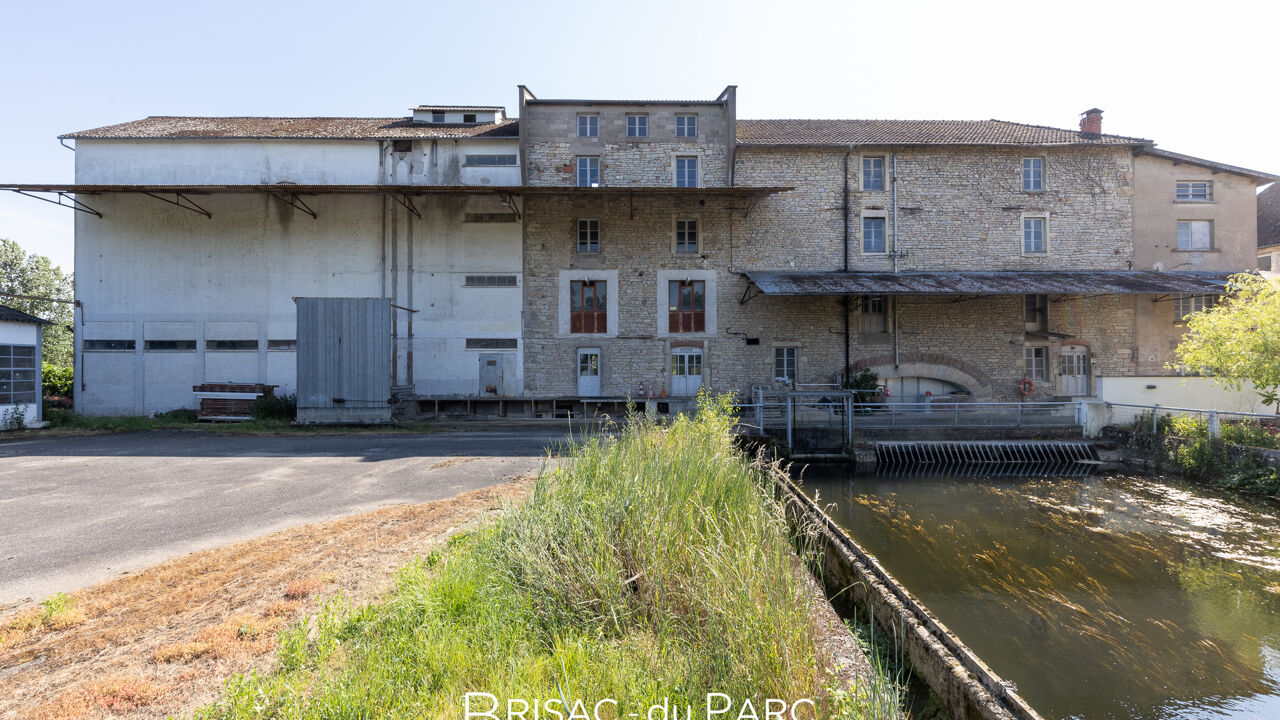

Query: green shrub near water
left=1131, top=412, right=1280, bottom=497
left=194, top=395, right=904, bottom=719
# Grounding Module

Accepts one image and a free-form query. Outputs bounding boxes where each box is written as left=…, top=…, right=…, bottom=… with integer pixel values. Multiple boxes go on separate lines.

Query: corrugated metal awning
left=745, top=270, right=1235, bottom=296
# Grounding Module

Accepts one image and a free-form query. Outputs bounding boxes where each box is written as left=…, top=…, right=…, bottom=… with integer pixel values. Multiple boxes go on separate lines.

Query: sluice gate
left=876, top=440, right=1099, bottom=475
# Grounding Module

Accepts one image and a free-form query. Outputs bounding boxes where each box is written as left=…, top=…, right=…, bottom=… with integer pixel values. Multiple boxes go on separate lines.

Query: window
left=675, top=219, right=698, bottom=254
left=862, top=157, right=885, bottom=191
left=774, top=347, right=797, bottom=383
left=431, top=112, right=445, bottom=123
left=577, top=115, right=598, bottom=137
left=465, top=338, right=518, bottom=350
left=463, top=212, right=518, bottom=223
left=1262, top=255, right=1274, bottom=271
left=862, top=217, right=886, bottom=253
left=676, top=114, right=698, bottom=138
left=1024, top=346, right=1048, bottom=382
left=391, top=140, right=412, bottom=153
left=859, top=295, right=887, bottom=333
left=206, top=340, right=258, bottom=351
left=577, top=220, right=600, bottom=253
left=626, top=115, right=648, bottom=137
left=675, top=156, right=698, bottom=188
left=1023, top=216, right=1048, bottom=254
left=668, top=280, right=706, bottom=332
left=463, top=113, right=477, bottom=123
left=1176, top=181, right=1213, bottom=202
left=144, top=340, right=196, bottom=352
left=83, top=339, right=134, bottom=351
left=577, top=157, right=600, bottom=187
left=1175, top=294, right=1217, bottom=320
left=1024, top=294, right=1048, bottom=333
left=464, top=154, right=518, bottom=166
left=1022, top=157, right=1044, bottom=192
left=267, top=340, right=297, bottom=351
left=1177, top=220, right=1213, bottom=250
left=570, top=280, right=608, bottom=333
left=0, top=344, right=37, bottom=405
left=464, top=275, right=519, bottom=288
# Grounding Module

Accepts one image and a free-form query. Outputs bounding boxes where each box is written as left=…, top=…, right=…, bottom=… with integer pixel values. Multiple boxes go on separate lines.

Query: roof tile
left=61, top=117, right=519, bottom=140
left=736, top=118, right=1149, bottom=147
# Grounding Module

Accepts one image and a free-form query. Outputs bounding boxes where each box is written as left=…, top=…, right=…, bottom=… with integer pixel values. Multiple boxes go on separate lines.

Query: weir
left=875, top=440, right=1098, bottom=468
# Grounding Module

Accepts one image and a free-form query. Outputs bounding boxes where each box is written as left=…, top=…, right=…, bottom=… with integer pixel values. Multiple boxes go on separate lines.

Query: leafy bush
left=42, top=363, right=73, bottom=398
left=252, top=392, right=297, bottom=421
left=844, top=366, right=880, bottom=393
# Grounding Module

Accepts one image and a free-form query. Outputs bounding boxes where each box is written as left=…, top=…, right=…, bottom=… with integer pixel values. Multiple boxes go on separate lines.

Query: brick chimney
left=1079, top=108, right=1103, bottom=136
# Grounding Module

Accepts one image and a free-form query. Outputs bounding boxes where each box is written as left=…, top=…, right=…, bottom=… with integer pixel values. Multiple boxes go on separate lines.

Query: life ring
left=1018, top=378, right=1035, bottom=396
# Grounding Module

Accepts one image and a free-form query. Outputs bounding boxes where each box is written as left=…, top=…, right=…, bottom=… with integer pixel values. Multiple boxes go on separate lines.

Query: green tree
left=0, top=238, right=74, bottom=367
left=1173, top=273, right=1280, bottom=406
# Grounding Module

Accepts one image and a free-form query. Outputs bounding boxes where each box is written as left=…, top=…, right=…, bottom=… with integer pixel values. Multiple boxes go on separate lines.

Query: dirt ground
left=0, top=476, right=534, bottom=720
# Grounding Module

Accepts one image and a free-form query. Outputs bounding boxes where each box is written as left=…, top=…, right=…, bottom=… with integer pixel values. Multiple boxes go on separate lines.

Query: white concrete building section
left=1095, top=376, right=1273, bottom=414
left=68, top=109, right=524, bottom=416
left=0, top=307, right=46, bottom=428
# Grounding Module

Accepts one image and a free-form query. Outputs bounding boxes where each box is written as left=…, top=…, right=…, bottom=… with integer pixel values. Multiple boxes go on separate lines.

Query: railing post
left=890, top=402, right=896, bottom=427
left=1208, top=410, right=1220, bottom=438
left=1153, top=404, right=1159, bottom=435
left=1017, top=403, right=1023, bottom=427
left=846, top=395, right=853, bottom=447
left=954, top=401, right=960, bottom=427
left=786, top=394, right=793, bottom=449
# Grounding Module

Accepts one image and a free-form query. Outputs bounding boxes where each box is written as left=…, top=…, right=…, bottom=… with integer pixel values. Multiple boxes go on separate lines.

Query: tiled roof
left=61, top=117, right=519, bottom=140
left=413, top=105, right=505, bottom=112
left=1260, top=183, right=1280, bottom=249
left=736, top=119, right=1150, bottom=147
left=0, top=304, right=50, bottom=325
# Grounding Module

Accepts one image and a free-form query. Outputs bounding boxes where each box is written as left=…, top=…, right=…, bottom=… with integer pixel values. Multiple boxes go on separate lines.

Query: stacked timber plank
left=193, top=383, right=277, bottom=421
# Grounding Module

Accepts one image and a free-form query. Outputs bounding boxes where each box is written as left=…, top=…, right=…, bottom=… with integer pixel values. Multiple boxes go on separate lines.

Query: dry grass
left=0, top=476, right=533, bottom=720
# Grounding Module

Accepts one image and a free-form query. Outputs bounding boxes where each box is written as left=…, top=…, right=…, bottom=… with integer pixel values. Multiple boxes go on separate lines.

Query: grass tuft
left=191, top=394, right=902, bottom=719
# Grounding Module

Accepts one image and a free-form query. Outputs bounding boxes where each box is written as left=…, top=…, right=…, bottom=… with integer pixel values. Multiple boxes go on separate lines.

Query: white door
left=1059, top=345, right=1090, bottom=396
left=577, top=348, right=601, bottom=397
left=670, top=348, right=704, bottom=397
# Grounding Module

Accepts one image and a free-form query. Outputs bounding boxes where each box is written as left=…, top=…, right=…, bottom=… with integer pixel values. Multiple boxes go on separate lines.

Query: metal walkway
left=876, top=440, right=1099, bottom=476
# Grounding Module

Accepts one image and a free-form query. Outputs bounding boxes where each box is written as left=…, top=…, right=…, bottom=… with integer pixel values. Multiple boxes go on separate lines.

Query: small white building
left=0, top=305, right=46, bottom=428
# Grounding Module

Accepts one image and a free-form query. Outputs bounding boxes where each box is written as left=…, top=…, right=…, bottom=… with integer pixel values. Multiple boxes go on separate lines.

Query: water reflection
left=801, top=469, right=1280, bottom=720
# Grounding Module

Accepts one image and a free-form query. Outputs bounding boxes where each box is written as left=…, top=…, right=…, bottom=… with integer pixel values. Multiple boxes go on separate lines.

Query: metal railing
left=1106, top=402, right=1280, bottom=439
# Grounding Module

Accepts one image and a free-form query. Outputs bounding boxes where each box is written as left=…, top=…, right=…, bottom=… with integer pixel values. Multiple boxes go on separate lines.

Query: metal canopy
left=745, top=270, right=1235, bottom=296
left=2, top=183, right=790, bottom=197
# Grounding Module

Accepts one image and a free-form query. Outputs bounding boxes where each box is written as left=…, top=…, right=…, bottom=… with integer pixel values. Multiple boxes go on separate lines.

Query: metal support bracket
left=267, top=192, right=317, bottom=219
left=739, top=283, right=764, bottom=305
left=391, top=193, right=421, bottom=219
left=498, top=192, right=522, bottom=220
left=142, top=192, right=211, bottom=218
left=11, top=190, right=102, bottom=217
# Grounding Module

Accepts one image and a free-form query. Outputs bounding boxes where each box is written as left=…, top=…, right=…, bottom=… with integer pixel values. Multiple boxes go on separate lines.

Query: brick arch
left=854, top=353, right=996, bottom=400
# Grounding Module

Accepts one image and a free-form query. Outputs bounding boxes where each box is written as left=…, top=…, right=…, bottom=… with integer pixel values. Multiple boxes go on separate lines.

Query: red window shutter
left=693, top=311, right=705, bottom=332
left=571, top=313, right=584, bottom=334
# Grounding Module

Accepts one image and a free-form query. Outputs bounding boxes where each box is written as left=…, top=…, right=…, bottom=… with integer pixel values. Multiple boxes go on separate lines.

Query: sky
left=2, top=0, right=1277, bottom=271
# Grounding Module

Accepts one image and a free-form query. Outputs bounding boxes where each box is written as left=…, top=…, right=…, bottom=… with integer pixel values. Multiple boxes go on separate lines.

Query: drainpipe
left=892, top=153, right=900, bottom=369
left=843, top=147, right=852, bottom=384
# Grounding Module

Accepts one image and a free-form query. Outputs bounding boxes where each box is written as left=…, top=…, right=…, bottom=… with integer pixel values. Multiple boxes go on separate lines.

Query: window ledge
left=1172, top=248, right=1220, bottom=253
left=1173, top=200, right=1216, bottom=205
left=1022, top=189, right=1047, bottom=195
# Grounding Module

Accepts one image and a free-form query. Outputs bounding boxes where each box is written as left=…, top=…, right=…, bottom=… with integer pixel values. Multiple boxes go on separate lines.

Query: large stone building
left=8, top=86, right=1274, bottom=415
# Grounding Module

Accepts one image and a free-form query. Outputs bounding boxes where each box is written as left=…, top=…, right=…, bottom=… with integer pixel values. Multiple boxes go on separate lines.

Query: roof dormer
left=411, top=106, right=506, bottom=124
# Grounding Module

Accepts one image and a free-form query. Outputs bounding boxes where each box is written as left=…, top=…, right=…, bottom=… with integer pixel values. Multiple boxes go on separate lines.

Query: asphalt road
left=0, top=428, right=570, bottom=605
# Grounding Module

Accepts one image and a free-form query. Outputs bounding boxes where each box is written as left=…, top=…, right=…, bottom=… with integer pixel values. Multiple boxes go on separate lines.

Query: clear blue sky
left=2, top=0, right=1276, bottom=271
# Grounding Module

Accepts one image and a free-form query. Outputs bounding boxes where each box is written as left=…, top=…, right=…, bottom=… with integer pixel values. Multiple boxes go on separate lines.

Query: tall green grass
left=193, top=395, right=905, bottom=719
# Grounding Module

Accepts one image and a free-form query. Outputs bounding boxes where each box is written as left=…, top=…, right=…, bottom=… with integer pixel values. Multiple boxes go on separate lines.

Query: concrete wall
left=384, top=138, right=520, bottom=187
left=74, top=191, right=522, bottom=415
left=1132, top=153, right=1259, bottom=272
left=523, top=102, right=731, bottom=187
left=0, top=321, right=41, bottom=427
left=1096, top=376, right=1270, bottom=413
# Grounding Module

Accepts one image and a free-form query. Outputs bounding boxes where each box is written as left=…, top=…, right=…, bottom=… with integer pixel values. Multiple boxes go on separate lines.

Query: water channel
left=801, top=468, right=1280, bottom=720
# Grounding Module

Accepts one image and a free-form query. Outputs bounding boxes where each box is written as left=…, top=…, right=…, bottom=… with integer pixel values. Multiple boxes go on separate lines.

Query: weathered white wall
left=1096, top=376, right=1271, bottom=413
left=76, top=140, right=383, bottom=185
left=74, top=190, right=522, bottom=415
left=0, top=322, right=41, bottom=427
left=384, top=139, right=520, bottom=187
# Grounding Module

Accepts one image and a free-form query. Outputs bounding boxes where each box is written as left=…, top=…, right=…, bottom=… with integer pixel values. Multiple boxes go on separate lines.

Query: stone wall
left=523, top=103, right=730, bottom=187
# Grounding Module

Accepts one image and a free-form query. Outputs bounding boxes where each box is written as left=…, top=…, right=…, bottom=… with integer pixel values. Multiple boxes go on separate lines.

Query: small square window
left=859, top=296, right=887, bottom=333
left=144, top=340, right=196, bottom=352
left=1023, top=157, right=1044, bottom=192
left=862, top=217, right=886, bottom=253
left=392, top=140, right=412, bottom=153
left=862, top=157, right=885, bottom=191
left=577, top=115, right=599, bottom=137
left=431, top=112, right=445, bottom=123
left=626, top=115, right=648, bottom=138
left=675, top=156, right=698, bottom=188
left=774, top=347, right=797, bottom=383
left=675, top=219, right=698, bottom=254
left=463, top=113, right=477, bottom=123
left=1176, top=181, right=1213, bottom=202
left=267, top=339, right=297, bottom=351
left=577, top=157, right=600, bottom=187
left=1023, top=217, right=1048, bottom=254
left=1024, top=346, right=1047, bottom=382
left=676, top=114, right=698, bottom=138
left=578, top=219, right=600, bottom=253
left=1177, top=220, right=1213, bottom=250
left=1174, top=294, right=1217, bottom=320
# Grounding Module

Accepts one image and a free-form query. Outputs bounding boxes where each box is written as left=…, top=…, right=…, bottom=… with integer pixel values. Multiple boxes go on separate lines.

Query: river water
left=801, top=469, right=1280, bottom=720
